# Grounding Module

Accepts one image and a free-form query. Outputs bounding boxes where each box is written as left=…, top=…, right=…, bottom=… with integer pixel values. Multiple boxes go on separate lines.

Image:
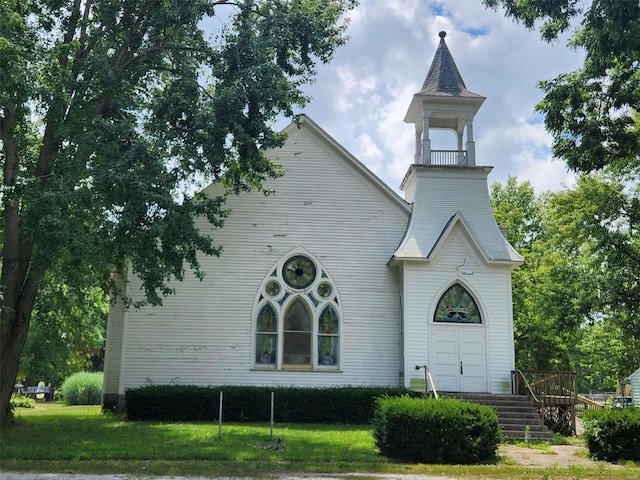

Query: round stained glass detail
left=265, top=281, right=281, bottom=297
left=283, top=255, right=316, bottom=289
left=317, top=282, right=332, bottom=298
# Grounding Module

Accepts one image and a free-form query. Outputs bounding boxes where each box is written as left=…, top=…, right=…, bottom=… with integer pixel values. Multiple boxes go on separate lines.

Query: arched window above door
left=434, top=283, right=481, bottom=324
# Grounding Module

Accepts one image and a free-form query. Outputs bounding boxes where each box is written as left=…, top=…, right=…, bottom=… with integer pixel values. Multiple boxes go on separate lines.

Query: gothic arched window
left=253, top=251, right=341, bottom=370
left=434, top=283, right=481, bottom=324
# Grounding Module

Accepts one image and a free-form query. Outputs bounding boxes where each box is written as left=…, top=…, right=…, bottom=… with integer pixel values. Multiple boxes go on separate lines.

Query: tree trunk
left=0, top=308, right=32, bottom=427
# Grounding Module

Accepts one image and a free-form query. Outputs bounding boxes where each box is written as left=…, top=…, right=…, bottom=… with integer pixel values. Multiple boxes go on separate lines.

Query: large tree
left=491, top=177, right=590, bottom=370
left=0, top=0, right=356, bottom=426
left=485, top=0, right=640, bottom=173
left=485, top=0, right=640, bottom=376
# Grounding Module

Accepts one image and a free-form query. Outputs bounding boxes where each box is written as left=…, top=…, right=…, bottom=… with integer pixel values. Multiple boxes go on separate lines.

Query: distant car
left=613, top=396, right=633, bottom=408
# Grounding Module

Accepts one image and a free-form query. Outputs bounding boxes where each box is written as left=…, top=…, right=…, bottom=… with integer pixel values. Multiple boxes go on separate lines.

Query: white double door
left=430, top=325, right=488, bottom=393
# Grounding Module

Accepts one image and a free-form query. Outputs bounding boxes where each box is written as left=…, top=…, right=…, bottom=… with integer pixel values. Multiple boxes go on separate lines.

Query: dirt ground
left=498, top=443, right=625, bottom=469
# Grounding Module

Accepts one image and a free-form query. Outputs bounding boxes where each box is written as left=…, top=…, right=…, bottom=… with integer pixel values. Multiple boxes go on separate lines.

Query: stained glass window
left=283, top=298, right=312, bottom=366
left=265, top=281, right=281, bottom=297
left=318, top=306, right=339, bottom=365
left=283, top=255, right=316, bottom=289
left=434, top=283, right=481, bottom=324
left=256, top=304, right=277, bottom=364
left=254, top=252, right=340, bottom=370
left=317, top=282, right=332, bottom=298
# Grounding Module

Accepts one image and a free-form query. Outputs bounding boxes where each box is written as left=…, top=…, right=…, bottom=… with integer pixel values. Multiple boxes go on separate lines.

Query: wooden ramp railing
left=575, top=394, right=605, bottom=418
left=512, top=370, right=578, bottom=435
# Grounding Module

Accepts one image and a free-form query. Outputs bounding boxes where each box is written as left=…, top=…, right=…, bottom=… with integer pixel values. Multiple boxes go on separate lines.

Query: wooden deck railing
left=575, top=394, right=605, bottom=418
left=512, top=370, right=578, bottom=435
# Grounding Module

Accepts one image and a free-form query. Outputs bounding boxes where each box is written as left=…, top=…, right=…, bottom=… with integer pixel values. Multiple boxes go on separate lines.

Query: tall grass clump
left=372, top=395, right=501, bottom=464
left=60, top=372, right=103, bottom=405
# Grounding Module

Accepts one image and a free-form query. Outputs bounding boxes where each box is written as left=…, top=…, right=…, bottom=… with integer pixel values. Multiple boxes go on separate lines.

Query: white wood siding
left=630, top=368, right=640, bottom=407
left=102, top=280, right=126, bottom=397
left=116, top=124, right=410, bottom=393
left=403, top=225, right=515, bottom=393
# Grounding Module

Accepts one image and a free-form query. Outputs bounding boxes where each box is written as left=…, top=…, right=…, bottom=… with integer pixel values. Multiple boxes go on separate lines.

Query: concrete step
left=452, top=393, right=555, bottom=441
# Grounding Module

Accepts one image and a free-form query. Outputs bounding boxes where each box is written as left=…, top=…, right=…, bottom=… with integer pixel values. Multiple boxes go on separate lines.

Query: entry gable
left=428, top=212, right=521, bottom=266
left=392, top=210, right=523, bottom=267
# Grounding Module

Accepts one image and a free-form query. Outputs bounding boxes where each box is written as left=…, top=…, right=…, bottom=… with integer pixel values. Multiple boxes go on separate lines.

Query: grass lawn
left=1, top=402, right=638, bottom=479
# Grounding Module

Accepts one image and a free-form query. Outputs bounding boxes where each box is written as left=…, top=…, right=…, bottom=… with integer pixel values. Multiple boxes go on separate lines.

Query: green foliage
left=60, top=372, right=104, bottom=406
left=19, top=273, right=108, bottom=388
left=549, top=174, right=640, bottom=379
left=491, top=176, right=637, bottom=389
left=125, top=385, right=414, bottom=423
left=491, top=177, right=584, bottom=371
left=583, top=408, right=640, bottom=461
left=483, top=0, right=580, bottom=41
left=9, top=395, right=34, bottom=409
left=0, top=0, right=357, bottom=427
left=372, top=396, right=501, bottom=464
left=485, top=2, right=640, bottom=381
left=574, top=321, right=627, bottom=392
left=484, top=1, right=640, bottom=174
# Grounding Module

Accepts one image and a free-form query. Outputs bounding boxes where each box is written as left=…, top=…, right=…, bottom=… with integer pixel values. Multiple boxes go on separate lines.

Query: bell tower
left=404, top=31, right=485, bottom=167
left=392, top=32, right=523, bottom=394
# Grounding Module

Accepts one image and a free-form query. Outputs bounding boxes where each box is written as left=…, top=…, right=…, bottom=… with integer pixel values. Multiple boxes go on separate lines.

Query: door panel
left=430, top=326, right=487, bottom=392
left=459, top=329, right=487, bottom=392
left=431, top=327, right=460, bottom=391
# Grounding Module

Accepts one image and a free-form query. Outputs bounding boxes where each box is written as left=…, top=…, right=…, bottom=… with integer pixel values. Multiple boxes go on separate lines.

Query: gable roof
left=391, top=210, right=524, bottom=266
left=203, top=115, right=412, bottom=216
left=281, top=115, right=411, bottom=214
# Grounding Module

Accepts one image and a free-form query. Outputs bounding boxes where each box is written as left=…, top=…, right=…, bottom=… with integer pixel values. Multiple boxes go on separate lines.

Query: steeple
left=405, top=32, right=485, bottom=166
left=421, top=31, right=471, bottom=96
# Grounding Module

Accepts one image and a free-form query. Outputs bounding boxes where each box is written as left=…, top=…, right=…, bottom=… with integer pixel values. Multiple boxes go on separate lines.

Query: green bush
left=60, top=372, right=104, bottom=405
left=583, top=407, right=640, bottom=461
left=10, top=394, right=35, bottom=409
left=372, top=395, right=501, bottom=464
left=125, top=385, right=417, bottom=422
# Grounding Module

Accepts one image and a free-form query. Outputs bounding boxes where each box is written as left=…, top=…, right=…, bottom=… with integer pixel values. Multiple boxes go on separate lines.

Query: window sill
left=251, top=367, right=342, bottom=373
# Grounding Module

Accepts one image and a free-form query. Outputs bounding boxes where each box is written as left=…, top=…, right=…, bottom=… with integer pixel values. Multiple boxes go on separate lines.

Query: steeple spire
left=420, top=31, right=469, bottom=96
left=404, top=32, right=485, bottom=166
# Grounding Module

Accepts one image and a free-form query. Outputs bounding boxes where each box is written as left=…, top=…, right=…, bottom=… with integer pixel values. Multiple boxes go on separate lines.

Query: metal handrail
left=514, top=369, right=545, bottom=426
left=514, top=369, right=543, bottom=405
left=415, top=365, right=439, bottom=399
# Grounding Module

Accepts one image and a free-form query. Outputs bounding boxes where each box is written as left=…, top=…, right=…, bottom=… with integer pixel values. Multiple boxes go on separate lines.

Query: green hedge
left=125, top=385, right=417, bottom=423
left=372, top=395, right=501, bottom=464
left=583, top=408, right=640, bottom=461
left=60, top=372, right=104, bottom=405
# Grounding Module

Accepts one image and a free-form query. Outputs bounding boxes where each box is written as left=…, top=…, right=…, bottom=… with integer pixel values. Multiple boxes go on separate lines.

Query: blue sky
left=211, top=1, right=586, bottom=194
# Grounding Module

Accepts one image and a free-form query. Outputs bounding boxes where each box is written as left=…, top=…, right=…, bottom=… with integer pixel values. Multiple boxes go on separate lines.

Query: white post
left=218, top=390, right=223, bottom=439
left=270, top=391, right=275, bottom=438
left=414, top=129, right=422, bottom=164
left=422, top=108, right=431, bottom=165
left=466, top=119, right=476, bottom=166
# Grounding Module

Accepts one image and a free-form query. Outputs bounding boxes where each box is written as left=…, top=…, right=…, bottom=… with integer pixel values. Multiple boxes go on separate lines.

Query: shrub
left=10, top=394, right=35, bottom=409
left=60, top=372, right=104, bottom=405
left=125, top=385, right=416, bottom=422
left=372, top=395, right=501, bottom=464
left=583, top=407, right=640, bottom=461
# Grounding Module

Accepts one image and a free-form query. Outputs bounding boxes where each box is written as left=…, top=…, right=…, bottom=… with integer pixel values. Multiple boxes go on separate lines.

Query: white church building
left=102, top=32, right=523, bottom=409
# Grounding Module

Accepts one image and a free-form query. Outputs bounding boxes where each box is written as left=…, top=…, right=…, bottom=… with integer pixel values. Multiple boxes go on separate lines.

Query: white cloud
left=355, top=133, right=384, bottom=174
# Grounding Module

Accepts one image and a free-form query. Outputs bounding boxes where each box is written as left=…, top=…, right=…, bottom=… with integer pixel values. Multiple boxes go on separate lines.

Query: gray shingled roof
left=420, top=32, right=483, bottom=98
